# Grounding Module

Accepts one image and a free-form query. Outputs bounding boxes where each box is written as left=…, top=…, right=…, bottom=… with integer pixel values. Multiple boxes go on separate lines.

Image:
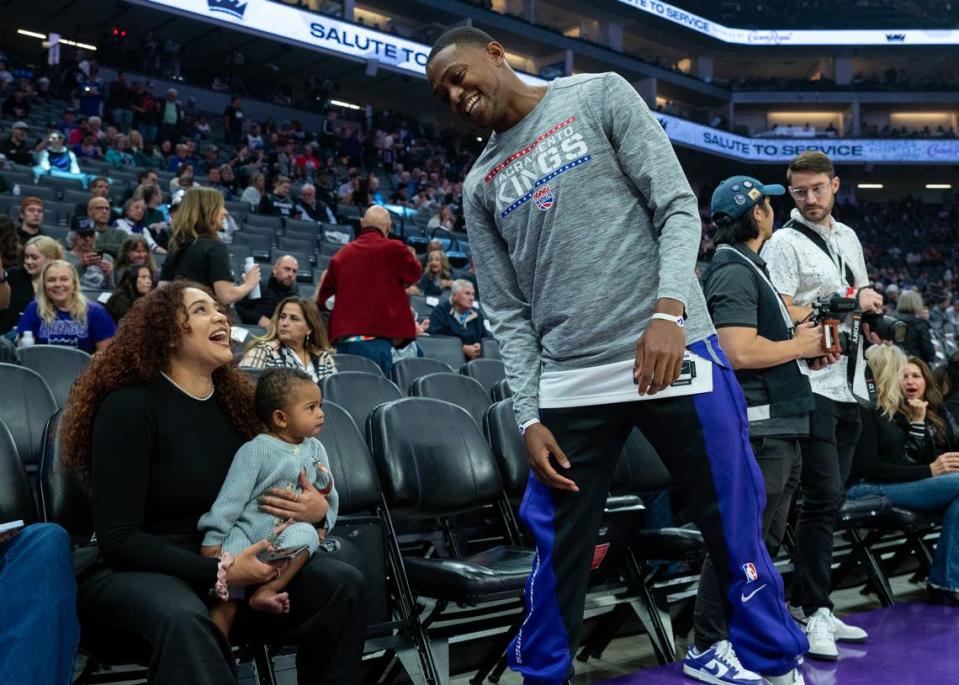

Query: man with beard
left=761, top=151, right=877, bottom=661
left=426, top=27, right=807, bottom=685
left=236, top=255, right=299, bottom=327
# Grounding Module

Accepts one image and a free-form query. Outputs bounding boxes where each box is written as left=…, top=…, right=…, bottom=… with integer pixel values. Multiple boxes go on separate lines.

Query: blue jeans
left=848, top=472, right=959, bottom=591
left=336, top=338, right=395, bottom=375
left=0, top=524, right=80, bottom=684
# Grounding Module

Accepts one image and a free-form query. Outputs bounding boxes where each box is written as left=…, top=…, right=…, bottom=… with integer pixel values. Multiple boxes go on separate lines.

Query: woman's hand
left=225, top=539, right=288, bottom=586
left=260, top=470, right=329, bottom=526
left=906, top=398, right=928, bottom=423
left=930, top=452, right=959, bottom=476
left=242, top=263, right=261, bottom=286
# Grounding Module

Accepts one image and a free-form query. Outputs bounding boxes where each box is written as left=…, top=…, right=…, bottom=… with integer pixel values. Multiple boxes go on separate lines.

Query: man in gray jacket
left=428, top=27, right=808, bottom=685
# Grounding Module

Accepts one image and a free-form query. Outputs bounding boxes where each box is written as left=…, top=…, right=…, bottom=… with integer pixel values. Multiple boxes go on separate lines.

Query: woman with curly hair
left=240, top=297, right=337, bottom=383
left=60, top=280, right=367, bottom=684
left=849, top=347, right=959, bottom=605
left=16, top=260, right=115, bottom=353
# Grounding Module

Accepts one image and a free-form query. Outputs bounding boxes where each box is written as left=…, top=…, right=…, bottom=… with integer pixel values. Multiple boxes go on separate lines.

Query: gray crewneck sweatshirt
left=464, top=72, right=715, bottom=426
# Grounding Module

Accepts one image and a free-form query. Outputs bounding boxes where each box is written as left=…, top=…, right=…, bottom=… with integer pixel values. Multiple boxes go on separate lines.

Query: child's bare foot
left=249, top=590, right=291, bottom=614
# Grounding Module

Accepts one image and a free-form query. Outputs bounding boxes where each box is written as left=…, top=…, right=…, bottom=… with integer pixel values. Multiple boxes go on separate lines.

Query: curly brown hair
left=61, top=280, right=261, bottom=479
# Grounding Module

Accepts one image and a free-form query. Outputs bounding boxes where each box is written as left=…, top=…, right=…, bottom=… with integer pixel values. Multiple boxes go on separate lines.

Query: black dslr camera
left=809, top=294, right=906, bottom=354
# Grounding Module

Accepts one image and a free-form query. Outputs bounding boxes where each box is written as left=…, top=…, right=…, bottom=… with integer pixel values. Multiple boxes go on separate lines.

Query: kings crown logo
left=208, top=0, right=248, bottom=20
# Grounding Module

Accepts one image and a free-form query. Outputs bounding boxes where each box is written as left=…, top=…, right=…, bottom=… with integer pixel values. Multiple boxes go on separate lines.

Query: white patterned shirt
left=761, top=208, right=870, bottom=403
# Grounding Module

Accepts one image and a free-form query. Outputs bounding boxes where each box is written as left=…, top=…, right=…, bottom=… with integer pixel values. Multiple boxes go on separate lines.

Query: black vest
left=702, top=244, right=815, bottom=420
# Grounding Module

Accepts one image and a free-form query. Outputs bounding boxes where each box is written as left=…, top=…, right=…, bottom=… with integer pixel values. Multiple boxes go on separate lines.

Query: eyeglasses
left=788, top=183, right=831, bottom=200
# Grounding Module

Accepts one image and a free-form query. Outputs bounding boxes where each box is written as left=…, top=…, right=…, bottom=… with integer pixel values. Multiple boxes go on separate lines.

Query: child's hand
left=318, top=528, right=327, bottom=541
left=201, top=544, right=222, bottom=558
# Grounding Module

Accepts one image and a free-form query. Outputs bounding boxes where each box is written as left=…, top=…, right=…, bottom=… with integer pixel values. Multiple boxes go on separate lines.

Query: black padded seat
left=838, top=495, right=891, bottom=525
left=403, top=547, right=534, bottom=603
left=633, top=525, right=705, bottom=562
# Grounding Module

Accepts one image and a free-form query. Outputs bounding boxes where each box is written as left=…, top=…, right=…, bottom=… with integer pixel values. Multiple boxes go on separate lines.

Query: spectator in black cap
left=66, top=223, right=114, bottom=289
left=0, top=121, right=35, bottom=165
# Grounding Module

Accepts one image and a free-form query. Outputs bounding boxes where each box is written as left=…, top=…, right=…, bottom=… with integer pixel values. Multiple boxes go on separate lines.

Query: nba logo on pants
left=533, top=184, right=554, bottom=211
left=743, top=563, right=759, bottom=582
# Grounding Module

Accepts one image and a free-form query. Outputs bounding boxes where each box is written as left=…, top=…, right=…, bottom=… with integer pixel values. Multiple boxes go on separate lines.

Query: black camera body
left=809, top=294, right=906, bottom=355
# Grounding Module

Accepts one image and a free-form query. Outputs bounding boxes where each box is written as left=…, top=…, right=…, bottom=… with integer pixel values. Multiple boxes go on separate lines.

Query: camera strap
left=784, top=219, right=856, bottom=289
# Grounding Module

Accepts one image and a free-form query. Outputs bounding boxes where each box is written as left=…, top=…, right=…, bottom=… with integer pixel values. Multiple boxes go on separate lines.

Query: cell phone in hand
left=0, top=520, right=25, bottom=534
left=259, top=544, right=309, bottom=563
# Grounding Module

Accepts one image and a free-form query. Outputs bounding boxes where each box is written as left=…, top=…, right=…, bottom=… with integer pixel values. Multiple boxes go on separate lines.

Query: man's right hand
left=463, top=342, right=481, bottom=359
left=82, top=252, right=100, bottom=266
left=858, top=287, right=884, bottom=314
left=792, top=322, right=826, bottom=359
left=523, top=423, right=578, bottom=492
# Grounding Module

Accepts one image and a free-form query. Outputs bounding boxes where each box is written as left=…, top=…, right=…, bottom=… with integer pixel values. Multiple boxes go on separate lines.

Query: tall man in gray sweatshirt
left=427, top=28, right=808, bottom=685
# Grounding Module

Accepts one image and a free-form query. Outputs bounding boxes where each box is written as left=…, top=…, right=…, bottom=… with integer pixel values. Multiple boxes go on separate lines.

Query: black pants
left=506, top=338, right=808, bottom=683
left=792, top=395, right=861, bottom=613
left=77, top=539, right=368, bottom=685
left=694, top=436, right=802, bottom=650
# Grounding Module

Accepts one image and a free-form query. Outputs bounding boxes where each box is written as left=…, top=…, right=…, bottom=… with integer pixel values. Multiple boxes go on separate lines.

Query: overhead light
left=926, top=183, right=953, bottom=189
left=330, top=99, right=361, bottom=110
left=17, top=28, right=97, bottom=51
left=476, top=137, right=483, bottom=142
left=857, top=183, right=884, bottom=189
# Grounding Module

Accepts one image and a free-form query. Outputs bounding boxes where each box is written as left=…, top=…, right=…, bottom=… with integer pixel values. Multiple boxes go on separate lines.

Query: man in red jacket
left=318, top=205, right=422, bottom=373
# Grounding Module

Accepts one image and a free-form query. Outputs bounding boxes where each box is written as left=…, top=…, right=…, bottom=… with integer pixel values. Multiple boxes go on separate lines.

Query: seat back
left=490, top=378, right=513, bottom=402
left=319, top=372, right=402, bottom=437
left=390, top=357, right=453, bottom=395
left=19, top=345, right=92, bottom=408
left=368, top=398, right=503, bottom=519
left=481, top=338, right=501, bottom=360
left=38, top=409, right=93, bottom=546
left=483, top=399, right=528, bottom=502
left=461, top=359, right=506, bottom=398
left=410, top=373, right=491, bottom=428
left=0, top=418, right=37, bottom=523
left=332, top=353, right=384, bottom=376
left=0, top=364, right=58, bottom=471
left=317, top=401, right=383, bottom=515
left=409, top=295, right=433, bottom=320
left=416, top=335, right=466, bottom=370
left=611, top=428, right=673, bottom=496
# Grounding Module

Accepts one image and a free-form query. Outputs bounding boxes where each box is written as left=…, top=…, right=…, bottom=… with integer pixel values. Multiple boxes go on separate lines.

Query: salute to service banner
left=656, top=114, right=959, bottom=164
left=135, top=0, right=548, bottom=84
left=616, top=0, right=959, bottom=46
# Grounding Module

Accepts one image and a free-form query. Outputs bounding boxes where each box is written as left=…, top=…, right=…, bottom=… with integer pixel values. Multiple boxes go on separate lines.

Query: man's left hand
left=634, top=318, right=685, bottom=396
left=260, top=470, right=329, bottom=527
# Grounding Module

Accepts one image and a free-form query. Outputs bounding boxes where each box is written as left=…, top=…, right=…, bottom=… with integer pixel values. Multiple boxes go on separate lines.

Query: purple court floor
left=596, top=602, right=959, bottom=685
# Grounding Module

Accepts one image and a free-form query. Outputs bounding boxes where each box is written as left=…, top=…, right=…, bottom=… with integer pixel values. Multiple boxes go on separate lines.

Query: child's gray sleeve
left=198, top=442, right=262, bottom=546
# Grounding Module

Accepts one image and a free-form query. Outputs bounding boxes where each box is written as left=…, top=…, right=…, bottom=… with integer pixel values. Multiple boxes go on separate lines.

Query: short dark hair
left=427, top=27, right=496, bottom=66
left=712, top=199, right=769, bottom=245
left=787, top=151, right=835, bottom=184
left=254, top=368, right=315, bottom=428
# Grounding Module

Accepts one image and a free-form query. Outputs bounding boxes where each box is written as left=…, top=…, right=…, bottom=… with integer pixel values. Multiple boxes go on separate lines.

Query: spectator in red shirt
left=317, top=205, right=421, bottom=373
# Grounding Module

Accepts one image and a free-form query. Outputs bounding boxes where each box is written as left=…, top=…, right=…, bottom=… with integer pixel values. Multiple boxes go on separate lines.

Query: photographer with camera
left=762, top=152, right=877, bottom=661
left=686, top=176, right=826, bottom=683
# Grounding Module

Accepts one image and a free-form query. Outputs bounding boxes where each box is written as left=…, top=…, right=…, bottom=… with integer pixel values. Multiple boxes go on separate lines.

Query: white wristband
left=519, top=418, right=540, bottom=435
left=650, top=312, right=685, bottom=328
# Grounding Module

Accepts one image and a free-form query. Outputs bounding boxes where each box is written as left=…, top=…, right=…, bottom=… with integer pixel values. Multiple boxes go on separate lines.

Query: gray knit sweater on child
left=198, top=433, right=339, bottom=556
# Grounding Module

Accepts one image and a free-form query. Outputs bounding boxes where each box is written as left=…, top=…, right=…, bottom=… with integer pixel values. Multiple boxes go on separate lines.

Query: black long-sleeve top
left=91, top=378, right=245, bottom=587
left=851, top=405, right=936, bottom=484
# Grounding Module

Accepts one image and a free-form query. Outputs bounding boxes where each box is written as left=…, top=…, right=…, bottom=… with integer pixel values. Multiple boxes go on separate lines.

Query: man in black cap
left=686, top=177, right=831, bottom=683
left=0, top=122, right=35, bottom=166
left=66, top=223, right=114, bottom=289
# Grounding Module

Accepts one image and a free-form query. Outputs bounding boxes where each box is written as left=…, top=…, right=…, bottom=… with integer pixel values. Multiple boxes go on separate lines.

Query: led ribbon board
left=658, top=113, right=959, bottom=164
left=616, top=0, right=959, bottom=46
left=135, top=0, right=547, bottom=84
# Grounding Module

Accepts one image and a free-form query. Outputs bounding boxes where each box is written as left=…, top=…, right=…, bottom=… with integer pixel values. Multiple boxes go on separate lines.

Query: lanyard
left=716, top=245, right=795, bottom=332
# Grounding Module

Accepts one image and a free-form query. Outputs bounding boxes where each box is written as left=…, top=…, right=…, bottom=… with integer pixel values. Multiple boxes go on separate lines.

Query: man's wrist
left=654, top=298, right=685, bottom=317
left=519, top=418, right=540, bottom=435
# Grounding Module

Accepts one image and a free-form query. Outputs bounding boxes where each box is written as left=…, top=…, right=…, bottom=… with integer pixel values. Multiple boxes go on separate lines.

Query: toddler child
left=198, top=367, right=338, bottom=637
